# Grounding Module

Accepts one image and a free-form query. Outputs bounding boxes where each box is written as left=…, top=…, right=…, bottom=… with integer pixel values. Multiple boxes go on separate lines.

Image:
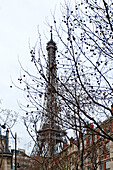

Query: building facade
left=12, top=148, right=35, bottom=170
left=51, top=117, right=113, bottom=170
left=0, top=128, right=12, bottom=170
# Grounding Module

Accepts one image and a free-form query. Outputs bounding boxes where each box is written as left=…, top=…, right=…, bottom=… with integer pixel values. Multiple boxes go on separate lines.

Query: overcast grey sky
left=0, top=0, right=62, bottom=154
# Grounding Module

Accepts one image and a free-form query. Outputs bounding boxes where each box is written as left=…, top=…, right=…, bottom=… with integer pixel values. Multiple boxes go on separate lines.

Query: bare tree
left=15, top=0, right=113, bottom=169
left=51, top=0, right=113, bottom=136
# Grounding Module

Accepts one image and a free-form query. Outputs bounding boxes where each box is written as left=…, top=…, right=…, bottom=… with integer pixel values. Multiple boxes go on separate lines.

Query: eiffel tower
left=32, top=28, right=66, bottom=158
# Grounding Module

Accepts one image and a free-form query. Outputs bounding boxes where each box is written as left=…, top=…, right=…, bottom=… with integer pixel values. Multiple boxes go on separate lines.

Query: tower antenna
left=50, top=26, right=53, bottom=40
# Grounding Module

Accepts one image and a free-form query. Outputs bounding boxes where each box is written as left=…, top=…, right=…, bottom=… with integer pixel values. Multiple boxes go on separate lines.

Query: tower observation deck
left=32, top=28, right=66, bottom=158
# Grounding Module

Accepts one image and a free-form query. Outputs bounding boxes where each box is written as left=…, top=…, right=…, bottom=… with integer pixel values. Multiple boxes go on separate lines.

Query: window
left=99, top=145, right=103, bottom=156
left=105, top=142, right=110, bottom=153
left=84, top=139, right=86, bottom=148
left=93, top=134, right=97, bottom=142
left=80, top=142, right=82, bottom=150
left=106, top=123, right=110, bottom=134
left=88, top=152, right=91, bottom=162
left=106, top=160, right=110, bottom=170
left=92, top=148, right=97, bottom=163
left=87, top=165, right=91, bottom=170
left=100, top=163, right=103, bottom=170
left=89, top=136, right=91, bottom=146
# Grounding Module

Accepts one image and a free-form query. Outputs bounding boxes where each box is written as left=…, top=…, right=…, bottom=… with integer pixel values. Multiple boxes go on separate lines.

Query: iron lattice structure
left=32, top=30, right=66, bottom=158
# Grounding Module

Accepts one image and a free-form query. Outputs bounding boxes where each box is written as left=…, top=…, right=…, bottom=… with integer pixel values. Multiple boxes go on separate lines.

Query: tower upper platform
left=46, top=27, right=57, bottom=51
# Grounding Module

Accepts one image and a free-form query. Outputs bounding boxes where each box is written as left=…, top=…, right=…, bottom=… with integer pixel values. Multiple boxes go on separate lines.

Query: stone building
left=0, top=128, right=12, bottom=170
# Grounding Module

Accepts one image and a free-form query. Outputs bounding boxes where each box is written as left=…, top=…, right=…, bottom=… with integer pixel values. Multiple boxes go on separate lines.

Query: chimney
left=6, top=128, right=9, bottom=147
left=70, top=137, right=74, bottom=145
left=63, top=142, right=68, bottom=149
left=111, top=104, right=113, bottom=114
left=86, top=123, right=94, bottom=134
left=79, top=132, right=83, bottom=138
left=0, top=127, right=1, bottom=135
